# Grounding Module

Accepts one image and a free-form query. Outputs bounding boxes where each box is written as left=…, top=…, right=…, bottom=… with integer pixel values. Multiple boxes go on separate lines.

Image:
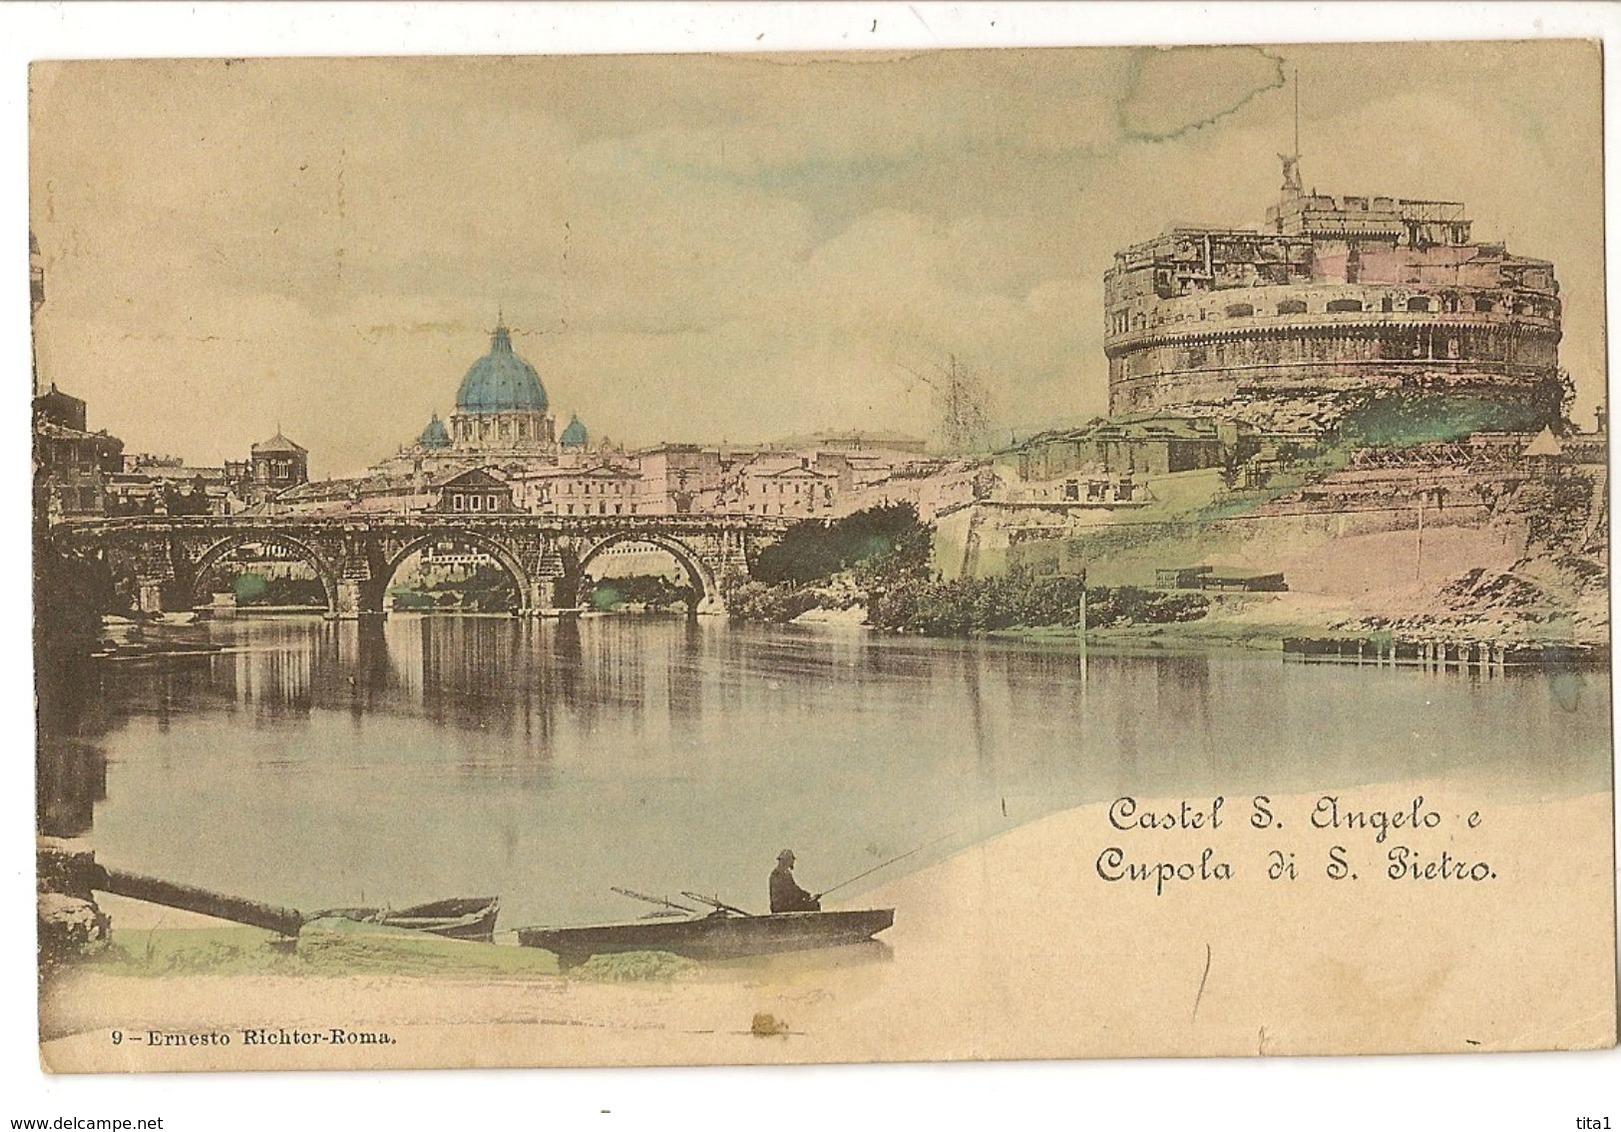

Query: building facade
left=433, top=467, right=518, bottom=514
left=511, top=462, right=642, bottom=516
left=1103, top=159, right=1563, bottom=431
left=33, top=385, right=125, bottom=519
left=228, top=431, right=310, bottom=505
left=740, top=458, right=841, bottom=518
left=638, top=445, right=723, bottom=515
left=1001, top=414, right=1260, bottom=482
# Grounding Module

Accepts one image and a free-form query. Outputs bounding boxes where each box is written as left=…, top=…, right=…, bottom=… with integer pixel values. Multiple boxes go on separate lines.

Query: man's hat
left=777, top=849, right=796, bottom=862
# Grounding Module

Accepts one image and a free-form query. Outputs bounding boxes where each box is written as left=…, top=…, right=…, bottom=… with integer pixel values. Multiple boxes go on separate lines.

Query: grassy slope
left=84, top=924, right=703, bottom=983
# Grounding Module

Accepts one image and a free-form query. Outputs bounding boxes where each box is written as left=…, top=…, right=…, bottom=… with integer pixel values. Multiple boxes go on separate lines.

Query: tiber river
left=37, top=615, right=1612, bottom=930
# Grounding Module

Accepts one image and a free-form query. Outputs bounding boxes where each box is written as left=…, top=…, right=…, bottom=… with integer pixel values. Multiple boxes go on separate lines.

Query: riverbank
left=41, top=780, right=1614, bottom=1070
left=980, top=585, right=1610, bottom=654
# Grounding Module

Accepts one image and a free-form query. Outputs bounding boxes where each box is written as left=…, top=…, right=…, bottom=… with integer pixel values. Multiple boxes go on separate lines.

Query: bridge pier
left=135, top=577, right=168, bottom=616
left=328, top=579, right=378, bottom=620
left=531, top=577, right=564, bottom=613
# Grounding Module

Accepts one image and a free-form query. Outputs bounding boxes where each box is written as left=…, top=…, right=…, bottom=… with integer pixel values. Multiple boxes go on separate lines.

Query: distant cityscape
left=32, top=146, right=1606, bottom=607
left=31, top=238, right=963, bottom=527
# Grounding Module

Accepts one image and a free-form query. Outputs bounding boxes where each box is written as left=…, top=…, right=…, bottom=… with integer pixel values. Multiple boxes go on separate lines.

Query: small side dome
left=560, top=414, right=588, bottom=447
left=418, top=413, right=451, bottom=449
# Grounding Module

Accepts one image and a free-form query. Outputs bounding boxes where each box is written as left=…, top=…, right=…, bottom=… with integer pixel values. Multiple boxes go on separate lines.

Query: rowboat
left=310, top=896, right=500, bottom=941
left=515, top=907, right=895, bottom=967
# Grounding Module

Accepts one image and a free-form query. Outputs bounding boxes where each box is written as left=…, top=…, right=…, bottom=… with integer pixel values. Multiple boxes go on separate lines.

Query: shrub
left=754, top=504, right=928, bottom=586
left=867, top=577, right=1207, bottom=636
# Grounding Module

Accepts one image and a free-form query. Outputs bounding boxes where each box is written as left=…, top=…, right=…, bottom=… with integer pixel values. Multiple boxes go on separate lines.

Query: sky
left=29, top=40, right=1604, bottom=479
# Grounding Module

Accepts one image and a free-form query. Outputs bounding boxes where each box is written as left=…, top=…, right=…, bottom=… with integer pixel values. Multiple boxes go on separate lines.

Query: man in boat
left=769, top=849, right=821, bottom=913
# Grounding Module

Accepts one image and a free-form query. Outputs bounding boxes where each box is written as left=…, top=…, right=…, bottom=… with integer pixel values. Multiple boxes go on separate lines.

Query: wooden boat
left=516, top=907, right=895, bottom=966
left=310, top=896, right=500, bottom=941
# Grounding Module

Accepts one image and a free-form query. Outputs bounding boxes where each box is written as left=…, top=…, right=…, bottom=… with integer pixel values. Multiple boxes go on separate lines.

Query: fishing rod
left=816, top=831, right=959, bottom=899
left=611, top=886, right=699, bottom=915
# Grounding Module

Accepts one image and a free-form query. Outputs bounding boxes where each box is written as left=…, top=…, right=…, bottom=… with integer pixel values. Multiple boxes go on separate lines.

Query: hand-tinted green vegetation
left=1338, top=383, right=1569, bottom=446
left=86, top=926, right=704, bottom=982
left=231, top=573, right=328, bottom=607
left=89, top=925, right=565, bottom=979
left=569, top=950, right=698, bottom=982
left=587, top=574, right=697, bottom=611
left=723, top=504, right=931, bottom=623
left=753, top=504, right=931, bottom=585
left=725, top=503, right=1211, bottom=637
left=869, top=578, right=1208, bottom=636
left=388, top=564, right=518, bottom=612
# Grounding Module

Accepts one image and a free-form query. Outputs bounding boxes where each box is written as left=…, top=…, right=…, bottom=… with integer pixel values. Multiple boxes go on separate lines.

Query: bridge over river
left=52, top=513, right=792, bottom=617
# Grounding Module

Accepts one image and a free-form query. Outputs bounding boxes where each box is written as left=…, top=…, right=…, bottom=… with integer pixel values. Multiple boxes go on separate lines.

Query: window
left=470, top=494, right=482, bottom=511
left=452, top=493, right=465, bottom=511
left=1326, top=299, right=1364, bottom=313
left=1475, top=297, right=1495, bottom=313
left=1224, top=302, right=1254, bottom=318
left=1406, top=296, right=1432, bottom=313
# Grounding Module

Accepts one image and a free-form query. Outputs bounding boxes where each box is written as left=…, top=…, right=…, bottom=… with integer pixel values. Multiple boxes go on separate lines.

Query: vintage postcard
left=30, top=40, right=1615, bottom=1075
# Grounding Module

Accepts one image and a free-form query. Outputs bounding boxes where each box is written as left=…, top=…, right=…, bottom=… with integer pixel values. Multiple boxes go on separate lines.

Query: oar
left=681, top=891, right=754, bottom=918
left=815, top=831, right=959, bottom=900
left=611, top=886, right=700, bottom=916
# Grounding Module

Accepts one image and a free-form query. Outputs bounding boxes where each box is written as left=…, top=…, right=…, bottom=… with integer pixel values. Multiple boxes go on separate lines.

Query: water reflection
left=34, top=615, right=1612, bottom=927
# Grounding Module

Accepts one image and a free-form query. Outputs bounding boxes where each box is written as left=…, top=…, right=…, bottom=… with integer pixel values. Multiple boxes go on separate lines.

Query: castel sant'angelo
left=1103, top=149, right=1563, bottom=435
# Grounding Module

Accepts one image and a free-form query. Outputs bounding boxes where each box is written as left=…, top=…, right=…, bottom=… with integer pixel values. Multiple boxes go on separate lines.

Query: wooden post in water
left=93, top=867, right=305, bottom=937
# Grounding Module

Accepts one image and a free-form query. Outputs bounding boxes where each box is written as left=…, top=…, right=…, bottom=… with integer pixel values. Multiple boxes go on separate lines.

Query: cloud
left=29, top=44, right=1604, bottom=476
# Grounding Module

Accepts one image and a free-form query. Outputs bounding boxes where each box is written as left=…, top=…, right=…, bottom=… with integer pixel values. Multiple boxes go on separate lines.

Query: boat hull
left=516, top=909, right=894, bottom=965
left=311, top=897, right=500, bottom=941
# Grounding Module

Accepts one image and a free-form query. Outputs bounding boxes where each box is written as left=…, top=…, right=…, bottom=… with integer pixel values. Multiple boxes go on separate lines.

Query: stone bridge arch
left=186, top=531, right=340, bottom=613
left=373, top=528, right=537, bottom=615
left=566, top=531, right=723, bottom=615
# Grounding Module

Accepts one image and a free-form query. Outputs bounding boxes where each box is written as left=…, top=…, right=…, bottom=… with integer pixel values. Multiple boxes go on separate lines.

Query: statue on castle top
left=1279, top=152, right=1302, bottom=195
